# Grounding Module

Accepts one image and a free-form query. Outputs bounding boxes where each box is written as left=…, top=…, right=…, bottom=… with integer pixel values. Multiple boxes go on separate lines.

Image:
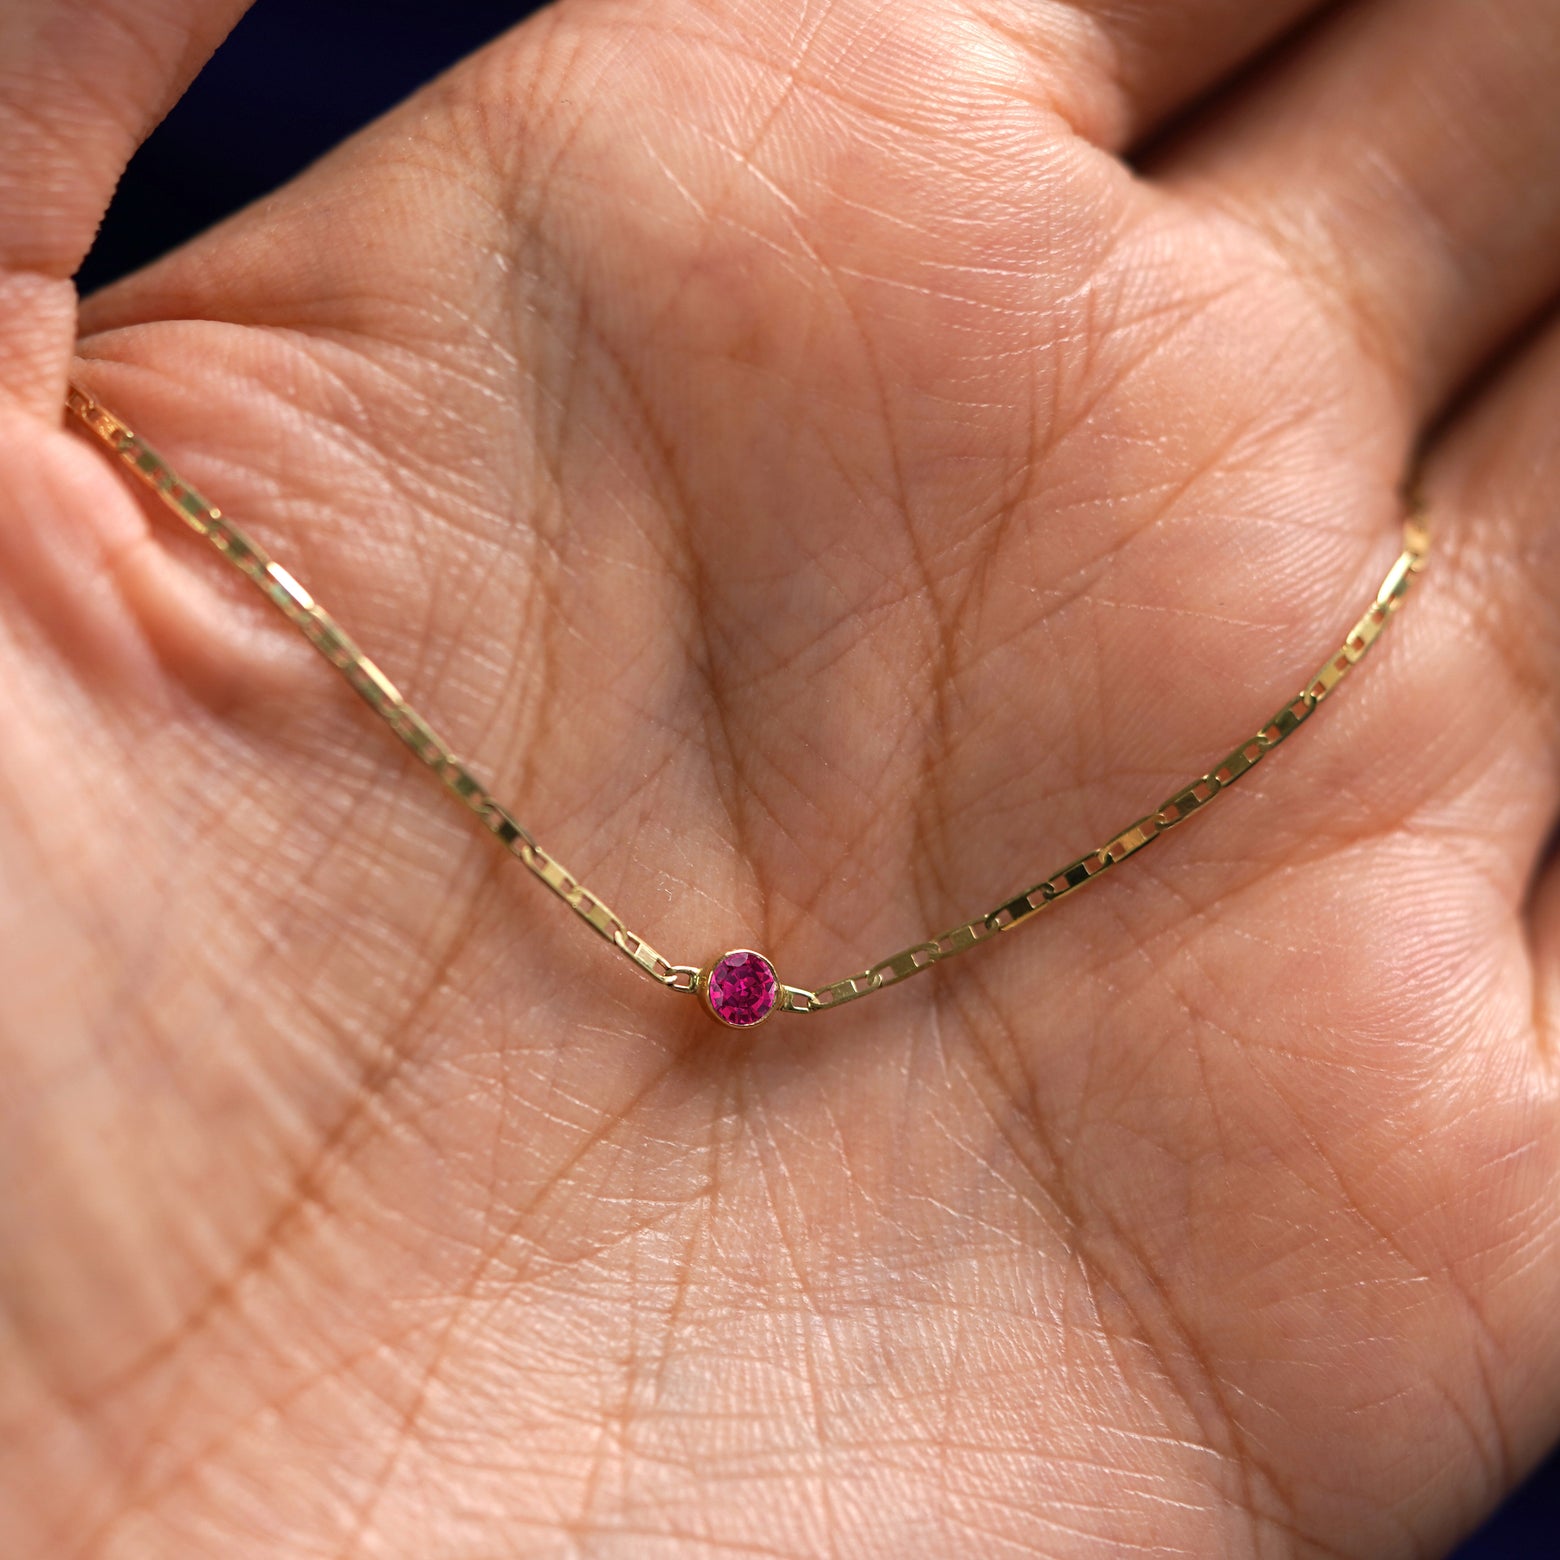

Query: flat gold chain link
left=66, top=384, right=1427, bottom=1020
left=66, top=387, right=697, bottom=996
left=802, top=514, right=1428, bottom=1012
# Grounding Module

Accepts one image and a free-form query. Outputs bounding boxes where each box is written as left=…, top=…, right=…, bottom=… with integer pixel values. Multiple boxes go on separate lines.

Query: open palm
left=6, top=1, right=1560, bottom=1554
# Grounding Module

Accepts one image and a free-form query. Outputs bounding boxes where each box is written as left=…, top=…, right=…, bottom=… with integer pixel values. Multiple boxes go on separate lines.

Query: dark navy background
left=77, top=3, right=1560, bottom=1553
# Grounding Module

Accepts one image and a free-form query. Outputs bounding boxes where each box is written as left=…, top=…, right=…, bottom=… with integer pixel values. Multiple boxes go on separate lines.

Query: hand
left=5, top=2, right=1560, bottom=1554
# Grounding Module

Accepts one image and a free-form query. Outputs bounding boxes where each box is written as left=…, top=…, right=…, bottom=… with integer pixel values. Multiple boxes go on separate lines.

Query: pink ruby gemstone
left=706, top=950, right=779, bottom=1027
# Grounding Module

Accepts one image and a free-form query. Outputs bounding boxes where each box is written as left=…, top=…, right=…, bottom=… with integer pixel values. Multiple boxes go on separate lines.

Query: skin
left=3, top=0, right=1560, bottom=1553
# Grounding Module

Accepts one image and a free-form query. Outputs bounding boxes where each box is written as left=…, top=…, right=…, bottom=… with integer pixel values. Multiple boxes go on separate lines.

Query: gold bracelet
left=66, top=384, right=1429, bottom=1029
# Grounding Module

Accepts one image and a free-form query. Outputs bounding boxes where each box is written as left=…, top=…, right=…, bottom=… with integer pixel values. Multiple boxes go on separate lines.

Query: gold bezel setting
left=697, top=949, right=782, bottom=1029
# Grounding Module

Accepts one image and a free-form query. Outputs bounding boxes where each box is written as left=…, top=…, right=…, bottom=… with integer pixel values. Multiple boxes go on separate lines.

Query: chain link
left=67, top=385, right=1427, bottom=1020
left=802, top=510, right=1429, bottom=1011
left=66, top=387, right=690, bottom=993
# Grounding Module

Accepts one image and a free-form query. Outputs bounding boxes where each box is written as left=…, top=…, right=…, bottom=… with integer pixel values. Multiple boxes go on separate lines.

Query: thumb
left=0, top=0, right=253, bottom=412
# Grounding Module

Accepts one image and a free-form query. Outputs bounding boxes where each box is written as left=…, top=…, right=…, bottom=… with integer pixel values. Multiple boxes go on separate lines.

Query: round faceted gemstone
left=704, top=950, right=780, bottom=1028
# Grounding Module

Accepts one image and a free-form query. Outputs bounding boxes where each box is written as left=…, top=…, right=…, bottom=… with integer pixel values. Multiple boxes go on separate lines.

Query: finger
left=0, top=0, right=253, bottom=410
left=947, top=0, right=1336, bottom=146
left=468, top=0, right=1335, bottom=155
left=1155, top=0, right=1560, bottom=423
left=1415, top=308, right=1560, bottom=1006
left=1398, top=304, right=1560, bottom=1522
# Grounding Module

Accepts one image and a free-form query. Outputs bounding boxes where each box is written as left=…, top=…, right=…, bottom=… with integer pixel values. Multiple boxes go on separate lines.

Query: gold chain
left=66, top=384, right=1429, bottom=1027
